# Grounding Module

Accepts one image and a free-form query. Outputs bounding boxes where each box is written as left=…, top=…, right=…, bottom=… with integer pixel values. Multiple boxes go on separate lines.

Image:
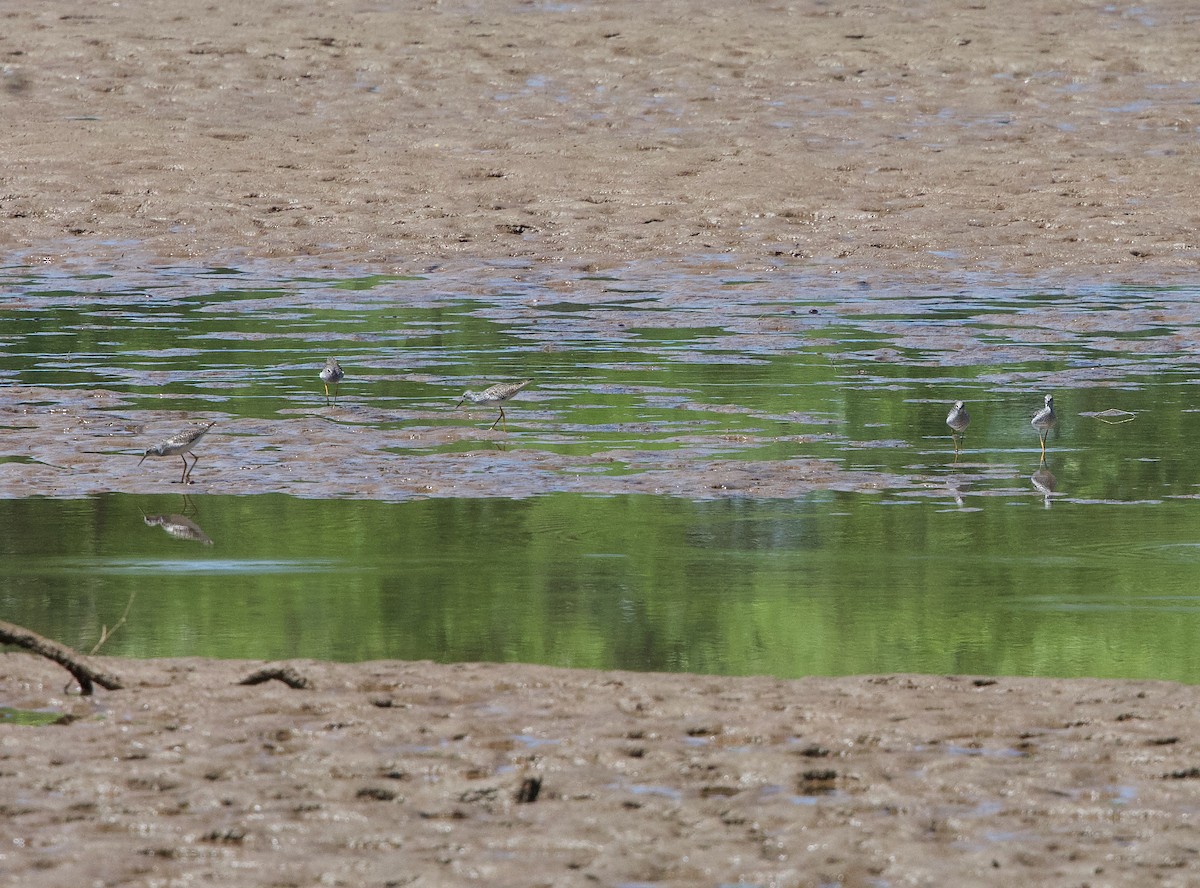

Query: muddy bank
left=3, top=653, right=1200, bottom=886
left=2, top=0, right=1199, bottom=279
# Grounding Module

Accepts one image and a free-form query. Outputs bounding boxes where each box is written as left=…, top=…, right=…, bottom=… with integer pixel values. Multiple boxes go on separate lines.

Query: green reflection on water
left=3, top=492, right=1200, bottom=682
left=0, top=707, right=65, bottom=726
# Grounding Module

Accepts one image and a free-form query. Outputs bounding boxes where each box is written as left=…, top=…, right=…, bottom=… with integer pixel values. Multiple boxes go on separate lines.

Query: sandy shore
left=3, top=1, right=1200, bottom=885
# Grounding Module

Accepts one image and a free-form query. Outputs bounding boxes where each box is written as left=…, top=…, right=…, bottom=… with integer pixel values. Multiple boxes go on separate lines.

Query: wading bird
left=138, top=422, right=215, bottom=484
left=320, top=357, right=345, bottom=405
left=456, top=379, right=531, bottom=430
left=1031, top=394, right=1056, bottom=457
left=946, top=400, right=970, bottom=457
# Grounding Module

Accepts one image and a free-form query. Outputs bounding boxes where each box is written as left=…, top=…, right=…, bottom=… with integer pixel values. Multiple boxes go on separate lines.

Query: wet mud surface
left=6, top=274, right=1198, bottom=503
left=4, top=655, right=1200, bottom=886
left=0, top=384, right=917, bottom=501
left=2, top=0, right=1200, bottom=280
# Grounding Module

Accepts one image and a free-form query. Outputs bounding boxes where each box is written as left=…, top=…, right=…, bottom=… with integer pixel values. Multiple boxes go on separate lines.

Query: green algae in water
left=0, top=707, right=68, bottom=726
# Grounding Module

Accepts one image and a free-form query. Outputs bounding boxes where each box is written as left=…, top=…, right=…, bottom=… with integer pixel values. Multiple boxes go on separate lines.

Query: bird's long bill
left=455, top=397, right=466, bottom=408
left=138, top=452, right=148, bottom=466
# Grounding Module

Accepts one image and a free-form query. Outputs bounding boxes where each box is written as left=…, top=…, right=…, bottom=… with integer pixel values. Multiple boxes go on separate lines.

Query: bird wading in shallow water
left=1031, top=394, right=1057, bottom=457
left=138, top=422, right=215, bottom=484
left=946, top=400, right=970, bottom=456
left=456, top=379, right=531, bottom=430
left=320, top=358, right=345, bottom=405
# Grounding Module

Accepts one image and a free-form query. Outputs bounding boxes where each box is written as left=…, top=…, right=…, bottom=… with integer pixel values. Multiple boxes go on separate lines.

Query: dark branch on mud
left=239, top=664, right=311, bottom=689
left=0, top=621, right=124, bottom=696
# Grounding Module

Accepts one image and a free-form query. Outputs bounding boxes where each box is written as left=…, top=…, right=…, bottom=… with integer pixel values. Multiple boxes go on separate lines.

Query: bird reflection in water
left=1031, top=460, right=1057, bottom=509
left=142, top=510, right=214, bottom=546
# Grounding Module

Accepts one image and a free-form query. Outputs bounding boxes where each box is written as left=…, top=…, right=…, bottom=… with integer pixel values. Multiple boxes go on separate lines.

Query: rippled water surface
left=4, top=262, right=1200, bottom=680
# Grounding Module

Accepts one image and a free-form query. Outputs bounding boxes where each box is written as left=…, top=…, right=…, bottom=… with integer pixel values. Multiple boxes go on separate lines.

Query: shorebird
left=1031, top=394, right=1056, bottom=457
left=138, top=422, right=215, bottom=484
left=456, top=379, right=531, bottom=430
left=946, top=400, right=970, bottom=456
left=320, top=358, right=345, bottom=405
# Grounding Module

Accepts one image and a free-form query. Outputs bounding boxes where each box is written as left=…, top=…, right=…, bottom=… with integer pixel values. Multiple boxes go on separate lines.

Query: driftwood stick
left=239, top=665, right=311, bottom=689
left=0, top=621, right=124, bottom=696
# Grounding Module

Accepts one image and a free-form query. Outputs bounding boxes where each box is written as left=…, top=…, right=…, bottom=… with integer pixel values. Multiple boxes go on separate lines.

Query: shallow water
left=4, top=263, right=1200, bottom=680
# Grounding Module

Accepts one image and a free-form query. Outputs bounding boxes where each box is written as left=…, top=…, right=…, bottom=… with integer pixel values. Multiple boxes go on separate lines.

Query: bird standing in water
left=320, top=358, right=345, bottom=405
left=1031, top=394, right=1056, bottom=457
left=456, top=379, right=531, bottom=430
left=138, top=422, right=215, bottom=484
left=946, top=400, right=970, bottom=457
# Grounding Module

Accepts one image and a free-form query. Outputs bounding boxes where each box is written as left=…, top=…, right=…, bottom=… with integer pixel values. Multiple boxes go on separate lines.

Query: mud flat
left=3, top=654, right=1200, bottom=886
left=1, top=0, right=1198, bottom=280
